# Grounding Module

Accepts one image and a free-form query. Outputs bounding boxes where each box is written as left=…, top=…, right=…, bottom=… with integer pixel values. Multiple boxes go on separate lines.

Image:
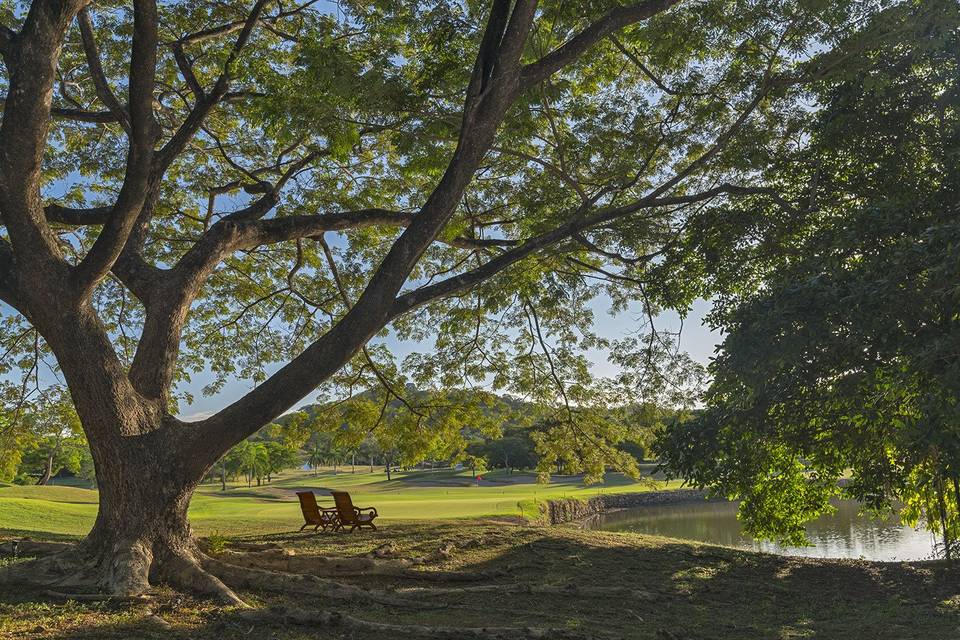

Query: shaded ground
left=2, top=521, right=960, bottom=639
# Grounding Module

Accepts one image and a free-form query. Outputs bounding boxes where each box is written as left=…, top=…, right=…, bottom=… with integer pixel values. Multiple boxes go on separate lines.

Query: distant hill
left=279, top=385, right=536, bottom=426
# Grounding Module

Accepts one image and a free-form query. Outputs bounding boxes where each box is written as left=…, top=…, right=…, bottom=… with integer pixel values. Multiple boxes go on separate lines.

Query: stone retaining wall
left=542, top=488, right=719, bottom=525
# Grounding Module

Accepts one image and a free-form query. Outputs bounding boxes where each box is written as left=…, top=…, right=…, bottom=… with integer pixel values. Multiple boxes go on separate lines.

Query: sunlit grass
left=0, top=467, right=680, bottom=537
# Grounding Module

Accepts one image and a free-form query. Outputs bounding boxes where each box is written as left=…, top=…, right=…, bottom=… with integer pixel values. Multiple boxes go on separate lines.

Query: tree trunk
left=75, top=420, right=241, bottom=604
left=36, top=451, right=55, bottom=486
left=220, top=460, right=226, bottom=491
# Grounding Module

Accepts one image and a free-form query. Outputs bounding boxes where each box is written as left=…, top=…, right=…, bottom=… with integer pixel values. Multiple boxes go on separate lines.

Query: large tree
left=0, top=0, right=869, bottom=602
left=656, top=0, right=960, bottom=549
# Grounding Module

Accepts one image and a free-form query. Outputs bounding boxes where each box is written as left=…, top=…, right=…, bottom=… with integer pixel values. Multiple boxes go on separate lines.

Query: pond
left=586, top=499, right=939, bottom=561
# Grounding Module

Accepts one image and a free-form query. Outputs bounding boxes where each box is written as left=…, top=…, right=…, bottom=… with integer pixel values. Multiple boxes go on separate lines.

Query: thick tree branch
left=73, top=0, right=159, bottom=296
left=125, top=151, right=319, bottom=399
left=520, top=0, right=683, bottom=88
left=0, top=0, right=87, bottom=277
left=0, top=100, right=120, bottom=122
left=45, top=204, right=112, bottom=225
left=77, top=8, right=130, bottom=132
left=50, top=106, right=119, bottom=122
left=0, top=23, right=16, bottom=69
left=391, top=183, right=784, bottom=317
left=195, top=0, right=539, bottom=449
left=171, top=42, right=204, bottom=99
left=466, top=0, right=511, bottom=98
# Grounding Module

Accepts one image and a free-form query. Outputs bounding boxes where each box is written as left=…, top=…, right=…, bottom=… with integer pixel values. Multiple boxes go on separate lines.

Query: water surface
left=588, top=499, right=937, bottom=561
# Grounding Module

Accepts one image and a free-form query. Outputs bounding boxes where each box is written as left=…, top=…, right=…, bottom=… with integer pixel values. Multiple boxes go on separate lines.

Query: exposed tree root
left=394, top=583, right=658, bottom=601
left=201, top=556, right=428, bottom=608
left=158, top=550, right=247, bottom=607
left=43, top=590, right=153, bottom=603
left=212, top=548, right=495, bottom=582
left=0, top=539, right=75, bottom=557
left=0, top=547, right=86, bottom=588
left=225, top=541, right=282, bottom=552
left=98, top=538, right=154, bottom=597
left=0, top=539, right=247, bottom=607
left=239, top=604, right=601, bottom=639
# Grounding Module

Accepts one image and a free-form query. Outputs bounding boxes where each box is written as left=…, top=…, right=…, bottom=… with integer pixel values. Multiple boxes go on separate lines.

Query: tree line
left=1, top=384, right=678, bottom=488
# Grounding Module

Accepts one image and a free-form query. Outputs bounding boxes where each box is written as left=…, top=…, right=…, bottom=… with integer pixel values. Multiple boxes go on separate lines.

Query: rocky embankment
left=542, top=488, right=721, bottom=525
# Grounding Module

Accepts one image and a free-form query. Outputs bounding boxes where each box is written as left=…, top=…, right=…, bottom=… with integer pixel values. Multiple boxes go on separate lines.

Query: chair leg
left=299, top=523, right=308, bottom=531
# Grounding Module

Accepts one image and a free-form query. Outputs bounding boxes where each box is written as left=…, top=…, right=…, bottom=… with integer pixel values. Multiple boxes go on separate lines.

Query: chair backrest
left=331, top=491, right=357, bottom=524
left=297, top=491, right=322, bottom=523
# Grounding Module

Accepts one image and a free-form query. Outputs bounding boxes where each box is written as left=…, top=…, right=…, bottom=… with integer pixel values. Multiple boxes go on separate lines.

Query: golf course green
left=0, top=467, right=678, bottom=538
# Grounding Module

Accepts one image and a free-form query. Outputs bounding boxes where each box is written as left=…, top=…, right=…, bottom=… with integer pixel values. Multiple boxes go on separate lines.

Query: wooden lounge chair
left=297, top=491, right=339, bottom=532
left=330, top=490, right=378, bottom=532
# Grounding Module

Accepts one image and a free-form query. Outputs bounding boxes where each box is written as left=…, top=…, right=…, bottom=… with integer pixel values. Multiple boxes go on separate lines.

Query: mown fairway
left=0, top=468, right=678, bottom=537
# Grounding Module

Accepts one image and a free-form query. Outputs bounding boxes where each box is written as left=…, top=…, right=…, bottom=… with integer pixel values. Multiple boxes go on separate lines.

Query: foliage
left=0, top=386, right=90, bottom=485
left=655, top=0, right=960, bottom=547
left=0, top=0, right=883, bottom=487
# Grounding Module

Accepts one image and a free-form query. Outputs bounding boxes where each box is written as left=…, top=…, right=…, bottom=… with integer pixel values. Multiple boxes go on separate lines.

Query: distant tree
left=358, top=438, right=380, bottom=473
left=225, top=441, right=270, bottom=487
left=657, top=1, right=960, bottom=550
left=263, top=441, right=299, bottom=482
left=10, top=389, right=90, bottom=485
left=617, top=441, right=646, bottom=465
left=305, top=444, right=324, bottom=477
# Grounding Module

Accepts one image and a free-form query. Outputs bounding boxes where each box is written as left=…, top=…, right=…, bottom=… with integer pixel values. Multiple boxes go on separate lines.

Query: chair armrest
left=356, top=506, right=378, bottom=517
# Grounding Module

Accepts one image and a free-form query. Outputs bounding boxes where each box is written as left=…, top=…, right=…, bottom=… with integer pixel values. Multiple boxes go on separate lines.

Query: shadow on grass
left=0, top=529, right=84, bottom=543
left=6, top=523, right=960, bottom=640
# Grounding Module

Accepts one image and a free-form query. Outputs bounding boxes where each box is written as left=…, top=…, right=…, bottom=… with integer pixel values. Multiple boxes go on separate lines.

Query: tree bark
left=72, top=415, right=241, bottom=603
left=37, top=450, right=55, bottom=486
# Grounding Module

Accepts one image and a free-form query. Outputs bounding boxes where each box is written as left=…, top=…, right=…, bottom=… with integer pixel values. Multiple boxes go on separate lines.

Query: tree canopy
left=656, top=0, right=960, bottom=549
left=0, top=0, right=842, bottom=472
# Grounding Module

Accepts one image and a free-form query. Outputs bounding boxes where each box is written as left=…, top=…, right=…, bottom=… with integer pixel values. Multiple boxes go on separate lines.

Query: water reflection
left=588, top=500, right=938, bottom=561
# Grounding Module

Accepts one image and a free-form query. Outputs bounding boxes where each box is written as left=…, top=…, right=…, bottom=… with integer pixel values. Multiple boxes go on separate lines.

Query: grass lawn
left=2, top=522, right=960, bottom=639
left=0, top=467, right=679, bottom=537
left=2, top=468, right=959, bottom=639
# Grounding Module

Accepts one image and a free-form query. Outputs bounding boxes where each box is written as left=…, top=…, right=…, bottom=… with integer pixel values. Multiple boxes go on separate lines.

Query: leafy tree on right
left=656, top=0, right=960, bottom=553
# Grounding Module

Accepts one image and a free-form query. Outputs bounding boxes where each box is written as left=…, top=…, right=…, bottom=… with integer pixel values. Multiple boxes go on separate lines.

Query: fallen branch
left=0, top=539, right=75, bottom=557
left=225, top=541, right=283, bottom=552
left=213, top=548, right=494, bottom=582
left=43, top=590, right=152, bottom=603
left=239, top=604, right=601, bottom=639
left=202, top=556, right=428, bottom=608
left=395, top=583, right=658, bottom=601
